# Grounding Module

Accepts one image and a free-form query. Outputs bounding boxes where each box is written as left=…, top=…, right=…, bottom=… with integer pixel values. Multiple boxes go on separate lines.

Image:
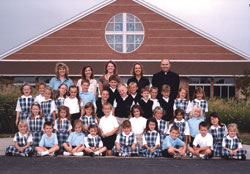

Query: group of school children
left=5, top=76, right=247, bottom=160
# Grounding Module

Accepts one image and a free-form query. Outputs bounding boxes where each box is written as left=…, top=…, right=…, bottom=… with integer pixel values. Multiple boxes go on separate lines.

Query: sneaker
left=200, top=154, right=209, bottom=160
left=94, top=151, right=100, bottom=156
left=241, top=155, right=246, bottom=160
left=73, top=152, right=83, bottom=156
left=114, top=152, right=119, bottom=157
left=41, top=151, right=49, bottom=156
left=89, top=152, right=94, bottom=157
left=36, top=152, right=42, bottom=157
left=122, top=153, right=129, bottom=157
left=49, top=152, right=55, bottom=156
left=174, top=153, right=181, bottom=159
left=63, top=151, right=72, bottom=156
left=5, top=152, right=13, bottom=156
left=188, top=153, right=193, bottom=158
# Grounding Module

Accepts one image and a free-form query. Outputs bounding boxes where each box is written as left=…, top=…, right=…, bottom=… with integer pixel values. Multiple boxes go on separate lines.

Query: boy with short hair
left=128, top=82, right=141, bottom=104
left=158, top=84, right=174, bottom=121
left=35, top=122, right=59, bottom=156
left=63, top=120, right=85, bottom=156
left=113, top=84, right=134, bottom=127
left=188, top=121, right=213, bottom=159
left=107, top=75, right=120, bottom=106
left=113, top=120, right=139, bottom=157
left=162, top=125, right=186, bottom=159
left=79, top=79, right=96, bottom=109
left=138, top=87, right=153, bottom=119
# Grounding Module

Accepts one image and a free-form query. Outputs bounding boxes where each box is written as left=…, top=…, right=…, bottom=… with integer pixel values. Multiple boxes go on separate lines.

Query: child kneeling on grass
left=36, top=122, right=59, bottom=156
left=188, top=121, right=213, bottom=159
left=162, top=125, right=186, bottom=159
left=63, top=120, right=85, bottom=156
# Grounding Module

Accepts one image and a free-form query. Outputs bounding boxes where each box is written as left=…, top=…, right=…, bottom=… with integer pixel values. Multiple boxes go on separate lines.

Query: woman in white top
left=77, top=66, right=98, bottom=97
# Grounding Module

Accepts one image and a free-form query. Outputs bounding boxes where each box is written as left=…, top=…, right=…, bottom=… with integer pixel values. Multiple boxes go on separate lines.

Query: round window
left=105, top=13, right=145, bottom=53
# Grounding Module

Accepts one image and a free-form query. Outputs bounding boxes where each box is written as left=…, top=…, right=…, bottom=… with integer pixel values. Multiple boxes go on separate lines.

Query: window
left=189, top=77, right=211, bottom=99
left=214, top=77, right=235, bottom=98
left=105, top=13, right=144, bottom=53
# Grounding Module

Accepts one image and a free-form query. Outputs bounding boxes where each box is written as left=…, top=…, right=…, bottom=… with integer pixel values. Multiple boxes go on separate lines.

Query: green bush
left=207, top=98, right=250, bottom=133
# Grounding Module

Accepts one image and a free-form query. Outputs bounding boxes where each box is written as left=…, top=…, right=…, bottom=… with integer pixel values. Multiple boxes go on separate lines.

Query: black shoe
left=89, top=152, right=94, bottom=157
left=5, top=152, right=13, bottom=156
left=241, top=155, right=246, bottom=160
left=130, top=153, right=138, bottom=157
left=115, top=152, right=119, bottom=157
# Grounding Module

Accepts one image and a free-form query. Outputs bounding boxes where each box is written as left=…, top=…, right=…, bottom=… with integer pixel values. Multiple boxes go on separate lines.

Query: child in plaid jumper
left=40, top=87, right=56, bottom=123
left=173, top=87, right=190, bottom=120
left=140, top=117, right=161, bottom=158
left=222, top=123, right=247, bottom=160
left=15, top=84, right=34, bottom=126
left=54, top=106, right=72, bottom=152
left=6, top=120, right=33, bottom=157
left=208, top=112, right=227, bottom=157
left=84, top=125, right=106, bottom=157
left=80, top=102, right=98, bottom=135
left=55, top=84, right=68, bottom=113
left=113, top=120, right=139, bottom=157
left=27, top=103, right=45, bottom=148
left=187, top=87, right=208, bottom=119
left=168, top=109, right=190, bottom=145
left=153, top=106, right=168, bottom=147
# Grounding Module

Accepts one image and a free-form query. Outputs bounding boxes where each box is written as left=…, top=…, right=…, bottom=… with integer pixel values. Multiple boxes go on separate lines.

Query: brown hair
left=161, top=84, right=171, bottom=92
left=193, top=87, right=206, bottom=100
left=104, top=60, right=118, bottom=75
left=81, top=66, right=94, bottom=80
left=122, top=120, right=132, bottom=129
left=56, top=83, right=68, bottom=98
left=130, top=62, right=144, bottom=76
left=102, top=102, right=113, bottom=110
left=74, top=120, right=83, bottom=129
left=176, top=87, right=189, bottom=100
left=84, top=102, right=97, bottom=118
left=20, top=83, right=32, bottom=95
left=81, top=79, right=90, bottom=85
left=57, top=106, right=71, bottom=125
left=131, top=104, right=144, bottom=117
left=88, top=124, right=101, bottom=136
left=153, top=106, right=166, bottom=117
left=68, top=85, right=81, bottom=107
left=44, top=87, right=54, bottom=100
left=30, top=103, right=43, bottom=120
left=141, top=87, right=150, bottom=94
left=109, top=74, right=119, bottom=82
left=170, top=125, right=180, bottom=133
left=150, top=87, right=158, bottom=93
left=37, top=82, right=46, bottom=89
left=55, top=62, right=69, bottom=80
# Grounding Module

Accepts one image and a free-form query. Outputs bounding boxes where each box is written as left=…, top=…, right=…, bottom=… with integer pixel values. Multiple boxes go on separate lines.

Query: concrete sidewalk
left=0, top=138, right=249, bottom=159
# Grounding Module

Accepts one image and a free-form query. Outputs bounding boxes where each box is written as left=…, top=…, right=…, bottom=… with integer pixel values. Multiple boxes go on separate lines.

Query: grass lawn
left=240, top=133, right=250, bottom=145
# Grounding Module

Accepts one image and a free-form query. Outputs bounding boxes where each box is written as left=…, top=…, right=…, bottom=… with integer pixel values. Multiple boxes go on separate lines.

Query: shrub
left=207, top=98, right=250, bottom=133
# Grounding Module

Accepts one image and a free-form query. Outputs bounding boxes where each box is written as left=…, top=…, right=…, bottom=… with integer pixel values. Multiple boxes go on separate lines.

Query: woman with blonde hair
left=49, top=63, right=73, bottom=96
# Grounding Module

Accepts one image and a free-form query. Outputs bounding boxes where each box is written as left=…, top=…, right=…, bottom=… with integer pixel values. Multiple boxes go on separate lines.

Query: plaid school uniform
left=18, top=96, right=35, bottom=121
left=222, top=136, right=247, bottom=157
left=5, top=132, right=33, bottom=156
left=27, top=116, right=44, bottom=147
left=158, top=119, right=167, bottom=146
left=174, top=98, right=189, bottom=120
left=41, top=99, right=54, bottom=122
left=209, top=125, right=227, bottom=157
left=113, top=133, right=139, bottom=155
left=173, top=120, right=186, bottom=142
left=140, top=131, right=161, bottom=158
left=87, top=135, right=102, bottom=148
left=192, top=99, right=208, bottom=118
left=55, top=98, right=65, bottom=111
left=55, top=118, right=72, bottom=152
left=80, top=115, right=98, bottom=135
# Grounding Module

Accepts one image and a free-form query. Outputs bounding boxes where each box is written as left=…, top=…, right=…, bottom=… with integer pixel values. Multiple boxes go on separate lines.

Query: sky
left=0, top=0, right=249, bottom=58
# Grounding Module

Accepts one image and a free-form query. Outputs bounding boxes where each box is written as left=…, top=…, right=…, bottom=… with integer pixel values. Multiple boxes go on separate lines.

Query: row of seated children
left=7, top=100, right=247, bottom=159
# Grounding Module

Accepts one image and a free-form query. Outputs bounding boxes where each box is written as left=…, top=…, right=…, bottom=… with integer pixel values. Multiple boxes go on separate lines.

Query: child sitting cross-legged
left=84, top=125, right=107, bottom=157
left=63, top=120, right=85, bottom=156
left=113, top=120, right=139, bottom=157
left=162, top=125, right=186, bottom=159
left=35, top=122, right=59, bottom=156
left=188, top=121, right=213, bottom=159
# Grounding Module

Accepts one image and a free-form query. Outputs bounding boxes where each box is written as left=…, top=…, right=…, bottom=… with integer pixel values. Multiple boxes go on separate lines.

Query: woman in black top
left=127, top=62, right=150, bottom=93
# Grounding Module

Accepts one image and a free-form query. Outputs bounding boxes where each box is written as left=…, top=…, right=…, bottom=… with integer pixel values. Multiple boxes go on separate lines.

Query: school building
left=0, top=0, right=249, bottom=98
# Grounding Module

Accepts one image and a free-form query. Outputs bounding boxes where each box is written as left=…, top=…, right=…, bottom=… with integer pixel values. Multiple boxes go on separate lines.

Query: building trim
left=1, top=59, right=249, bottom=63
left=134, top=0, right=250, bottom=60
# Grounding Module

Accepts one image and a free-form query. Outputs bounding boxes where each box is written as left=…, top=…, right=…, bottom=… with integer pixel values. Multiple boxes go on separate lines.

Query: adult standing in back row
left=152, top=59, right=180, bottom=100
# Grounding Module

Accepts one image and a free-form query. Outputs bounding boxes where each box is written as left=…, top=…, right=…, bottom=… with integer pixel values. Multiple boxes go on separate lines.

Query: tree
left=234, top=69, right=250, bottom=101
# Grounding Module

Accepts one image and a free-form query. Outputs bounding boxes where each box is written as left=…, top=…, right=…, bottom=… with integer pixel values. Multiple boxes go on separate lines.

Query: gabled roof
left=0, top=0, right=249, bottom=60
